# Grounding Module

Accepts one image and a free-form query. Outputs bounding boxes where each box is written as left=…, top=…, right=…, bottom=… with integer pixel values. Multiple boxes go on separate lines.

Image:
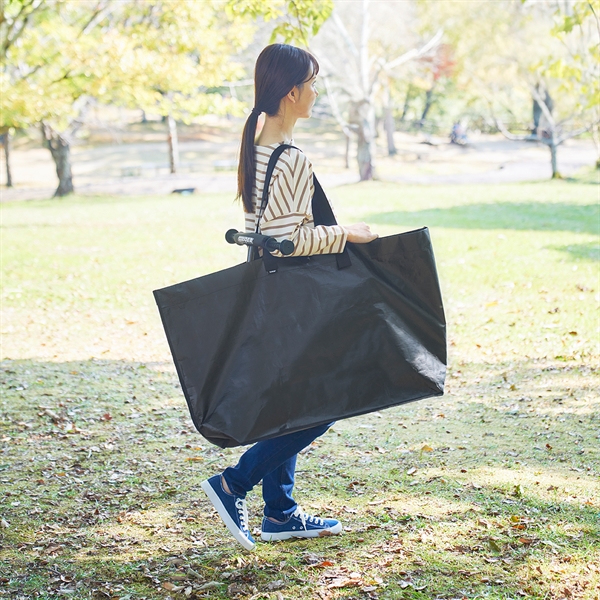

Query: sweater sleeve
left=259, top=149, right=348, bottom=257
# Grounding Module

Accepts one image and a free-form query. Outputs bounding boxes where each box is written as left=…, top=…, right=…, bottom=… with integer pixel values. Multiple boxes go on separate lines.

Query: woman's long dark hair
left=237, top=44, right=319, bottom=213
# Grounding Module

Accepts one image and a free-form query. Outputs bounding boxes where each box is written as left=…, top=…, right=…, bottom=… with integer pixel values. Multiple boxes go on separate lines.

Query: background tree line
left=1, top=0, right=598, bottom=196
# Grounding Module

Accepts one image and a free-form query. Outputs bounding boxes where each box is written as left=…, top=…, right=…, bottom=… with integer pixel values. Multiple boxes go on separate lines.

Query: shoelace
left=235, top=498, right=249, bottom=533
left=294, top=506, right=324, bottom=530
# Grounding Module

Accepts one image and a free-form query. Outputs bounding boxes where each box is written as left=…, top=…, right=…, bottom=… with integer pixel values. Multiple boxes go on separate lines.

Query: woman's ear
left=286, top=86, right=298, bottom=104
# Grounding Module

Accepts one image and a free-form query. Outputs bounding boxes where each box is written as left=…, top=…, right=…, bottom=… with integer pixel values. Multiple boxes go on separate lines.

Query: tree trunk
left=384, top=108, right=396, bottom=156
left=344, top=132, right=351, bottom=169
left=42, top=122, right=74, bottom=197
left=1, top=130, right=13, bottom=187
left=356, top=131, right=373, bottom=180
left=400, top=85, right=412, bottom=122
left=591, top=122, right=600, bottom=169
left=549, top=139, right=561, bottom=179
left=167, top=113, right=179, bottom=174
left=534, top=89, right=554, bottom=137
left=351, top=100, right=376, bottom=181
left=383, top=83, right=397, bottom=156
left=532, top=97, right=542, bottom=132
left=419, top=86, right=435, bottom=126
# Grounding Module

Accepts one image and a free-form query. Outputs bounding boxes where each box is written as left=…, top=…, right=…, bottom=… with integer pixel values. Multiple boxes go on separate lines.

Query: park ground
left=0, top=119, right=597, bottom=200
left=0, top=125, right=599, bottom=599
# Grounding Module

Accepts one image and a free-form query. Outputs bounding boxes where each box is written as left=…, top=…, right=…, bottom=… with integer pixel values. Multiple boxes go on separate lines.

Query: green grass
left=1, top=177, right=599, bottom=599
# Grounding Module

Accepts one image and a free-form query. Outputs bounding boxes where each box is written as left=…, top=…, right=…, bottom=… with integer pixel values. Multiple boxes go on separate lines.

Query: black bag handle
left=255, top=143, right=352, bottom=272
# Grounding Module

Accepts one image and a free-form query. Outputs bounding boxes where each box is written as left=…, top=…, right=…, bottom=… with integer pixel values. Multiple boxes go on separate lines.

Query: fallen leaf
left=421, top=444, right=433, bottom=452
left=327, top=576, right=362, bottom=589
left=266, top=580, right=286, bottom=590
left=407, top=467, right=417, bottom=476
left=161, top=582, right=183, bottom=592
left=197, top=582, right=225, bottom=590
left=186, top=568, right=202, bottom=579
left=316, top=560, right=335, bottom=568
left=227, top=583, right=245, bottom=595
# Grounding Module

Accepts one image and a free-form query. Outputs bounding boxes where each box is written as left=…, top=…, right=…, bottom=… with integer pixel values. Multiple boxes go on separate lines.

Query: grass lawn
left=1, top=174, right=599, bottom=600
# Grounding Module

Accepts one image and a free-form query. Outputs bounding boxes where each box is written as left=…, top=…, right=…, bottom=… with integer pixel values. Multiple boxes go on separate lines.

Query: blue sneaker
left=261, top=506, right=342, bottom=541
left=200, top=474, right=255, bottom=550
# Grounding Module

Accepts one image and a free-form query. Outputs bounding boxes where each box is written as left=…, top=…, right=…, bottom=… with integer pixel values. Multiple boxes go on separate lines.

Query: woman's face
left=294, top=74, right=319, bottom=118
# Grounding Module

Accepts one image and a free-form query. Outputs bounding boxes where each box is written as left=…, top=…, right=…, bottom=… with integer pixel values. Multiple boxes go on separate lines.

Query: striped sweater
left=244, top=143, right=348, bottom=257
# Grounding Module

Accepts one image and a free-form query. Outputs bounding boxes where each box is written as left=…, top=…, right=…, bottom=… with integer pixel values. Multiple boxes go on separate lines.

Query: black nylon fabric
left=154, top=147, right=446, bottom=448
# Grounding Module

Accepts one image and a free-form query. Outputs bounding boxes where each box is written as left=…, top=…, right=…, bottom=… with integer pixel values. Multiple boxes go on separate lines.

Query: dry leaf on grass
left=315, top=561, right=335, bottom=568
left=161, top=582, right=183, bottom=592
left=197, top=581, right=225, bottom=590
left=327, top=576, right=363, bottom=589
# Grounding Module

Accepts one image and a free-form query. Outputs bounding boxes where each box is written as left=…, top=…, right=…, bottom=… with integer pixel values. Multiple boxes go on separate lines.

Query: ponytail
left=238, top=110, right=261, bottom=213
left=237, top=44, right=319, bottom=213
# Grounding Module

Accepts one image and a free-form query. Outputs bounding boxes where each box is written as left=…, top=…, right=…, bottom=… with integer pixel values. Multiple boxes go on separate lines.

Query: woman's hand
left=343, top=223, right=378, bottom=244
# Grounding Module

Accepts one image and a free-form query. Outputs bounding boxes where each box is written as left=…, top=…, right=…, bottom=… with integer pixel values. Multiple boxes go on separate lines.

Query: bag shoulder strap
left=255, top=143, right=296, bottom=234
left=254, top=143, right=351, bottom=271
left=312, top=176, right=352, bottom=270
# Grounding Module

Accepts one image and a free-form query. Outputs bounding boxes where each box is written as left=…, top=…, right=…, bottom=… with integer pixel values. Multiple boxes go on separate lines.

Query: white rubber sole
left=200, top=479, right=255, bottom=551
left=261, top=521, right=343, bottom=542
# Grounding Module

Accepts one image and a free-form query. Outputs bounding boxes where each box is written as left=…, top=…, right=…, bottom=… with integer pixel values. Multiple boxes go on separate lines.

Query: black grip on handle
left=225, top=229, right=295, bottom=256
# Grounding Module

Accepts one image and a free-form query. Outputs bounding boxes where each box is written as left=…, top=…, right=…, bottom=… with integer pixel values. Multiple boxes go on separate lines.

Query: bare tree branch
left=383, top=28, right=443, bottom=72
left=369, top=28, right=443, bottom=95
left=331, top=11, right=358, bottom=59
left=322, top=74, right=355, bottom=136
left=493, top=117, right=530, bottom=141
left=557, top=119, right=600, bottom=145
left=529, top=82, right=556, bottom=129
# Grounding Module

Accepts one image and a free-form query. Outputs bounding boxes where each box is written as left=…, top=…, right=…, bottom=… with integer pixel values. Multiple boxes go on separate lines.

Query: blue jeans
left=222, top=422, right=332, bottom=522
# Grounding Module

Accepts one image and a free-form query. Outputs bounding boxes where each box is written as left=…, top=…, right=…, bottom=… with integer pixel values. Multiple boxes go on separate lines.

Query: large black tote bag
left=154, top=146, right=446, bottom=448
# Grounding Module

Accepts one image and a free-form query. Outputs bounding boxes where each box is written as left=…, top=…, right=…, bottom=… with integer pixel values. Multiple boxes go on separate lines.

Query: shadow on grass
left=549, top=241, right=600, bottom=262
left=1, top=357, right=599, bottom=598
left=366, top=202, right=599, bottom=235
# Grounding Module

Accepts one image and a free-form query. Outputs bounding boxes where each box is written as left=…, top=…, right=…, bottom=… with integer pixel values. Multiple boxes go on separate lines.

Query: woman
left=201, top=44, right=377, bottom=551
